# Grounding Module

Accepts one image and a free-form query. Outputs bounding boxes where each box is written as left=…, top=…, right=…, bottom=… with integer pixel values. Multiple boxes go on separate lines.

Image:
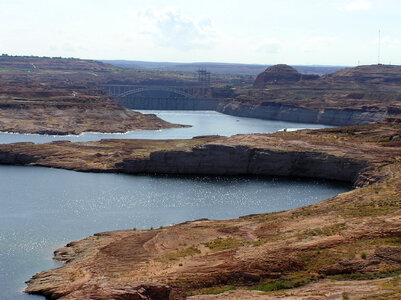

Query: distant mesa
left=253, top=64, right=319, bottom=88
left=328, top=64, right=401, bottom=84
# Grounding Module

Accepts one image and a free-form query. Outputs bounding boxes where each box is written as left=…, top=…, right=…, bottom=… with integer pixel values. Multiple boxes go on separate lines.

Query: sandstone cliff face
left=0, top=147, right=38, bottom=164
left=3, top=119, right=399, bottom=187
left=121, top=144, right=365, bottom=184
left=217, top=101, right=390, bottom=126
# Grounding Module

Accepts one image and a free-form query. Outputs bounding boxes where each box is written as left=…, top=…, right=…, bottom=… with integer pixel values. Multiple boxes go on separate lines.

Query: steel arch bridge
left=118, top=86, right=195, bottom=98
left=99, top=84, right=205, bottom=99
left=99, top=84, right=217, bottom=110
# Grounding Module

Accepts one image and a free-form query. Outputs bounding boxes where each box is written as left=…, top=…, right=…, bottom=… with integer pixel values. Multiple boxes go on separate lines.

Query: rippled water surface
left=0, top=166, right=350, bottom=299
left=0, top=111, right=346, bottom=299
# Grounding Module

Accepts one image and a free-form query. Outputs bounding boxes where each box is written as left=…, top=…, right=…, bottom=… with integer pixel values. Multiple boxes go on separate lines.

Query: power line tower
left=197, top=69, right=210, bottom=96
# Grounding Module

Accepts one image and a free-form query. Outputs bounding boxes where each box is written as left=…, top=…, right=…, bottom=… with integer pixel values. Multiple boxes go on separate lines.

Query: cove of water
left=0, top=110, right=330, bottom=144
left=0, top=166, right=350, bottom=299
left=0, top=111, right=347, bottom=299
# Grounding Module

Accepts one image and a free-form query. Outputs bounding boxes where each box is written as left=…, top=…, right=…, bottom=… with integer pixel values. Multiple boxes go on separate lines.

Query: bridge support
left=114, top=97, right=218, bottom=111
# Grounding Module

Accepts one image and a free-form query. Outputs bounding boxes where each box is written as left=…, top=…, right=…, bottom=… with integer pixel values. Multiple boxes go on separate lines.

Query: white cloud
left=128, top=7, right=217, bottom=51
left=346, top=0, right=372, bottom=11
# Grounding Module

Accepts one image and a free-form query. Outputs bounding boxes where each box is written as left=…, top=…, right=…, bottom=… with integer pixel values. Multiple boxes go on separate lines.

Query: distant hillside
left=0, top=55, right=116, bottom=71
left=101, top=60, right=346, bottom=76
left=328, top=64, right=401, bottom=84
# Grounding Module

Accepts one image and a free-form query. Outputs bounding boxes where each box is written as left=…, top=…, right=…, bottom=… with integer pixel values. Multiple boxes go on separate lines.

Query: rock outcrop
left=253, top=64, right=319, bottom=88
left=3, top=120, right=399, bottom=185
left=253, top=64, right=302, bottom=88
left=121, top=143, right=364, bottom=183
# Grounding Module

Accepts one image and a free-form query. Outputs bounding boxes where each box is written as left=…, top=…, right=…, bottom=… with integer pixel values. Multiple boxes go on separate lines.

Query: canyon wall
left=0, top=141, right=367, bottom=185
left=217, top=101, right=390, bottom=126
left=113, top=95, right=391, bottom=126
left=120, top=144, right=366, bottom=184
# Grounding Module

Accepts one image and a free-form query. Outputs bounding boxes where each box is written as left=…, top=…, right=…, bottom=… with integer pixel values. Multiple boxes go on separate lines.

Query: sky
left=1, top=0, right=401, bottom=66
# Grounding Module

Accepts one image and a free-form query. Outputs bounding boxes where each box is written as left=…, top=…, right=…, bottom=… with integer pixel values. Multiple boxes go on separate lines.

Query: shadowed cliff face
left=121, top=144, right=364, bottom=184
left=216, top=100, right=391, bottom=126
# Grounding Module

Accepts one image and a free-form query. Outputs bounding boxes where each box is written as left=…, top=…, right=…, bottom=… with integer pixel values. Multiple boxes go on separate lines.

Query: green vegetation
left=204, top=237, right=245, bottom=252
left=203, top=285, right=237, bottom=295
left=297, top=223, right=347, bottom=238
left=159, top=245, right=201, bottom=263
left=328, top=269, right=401, bottom=281
left=252, top=280, right=293, bottom=292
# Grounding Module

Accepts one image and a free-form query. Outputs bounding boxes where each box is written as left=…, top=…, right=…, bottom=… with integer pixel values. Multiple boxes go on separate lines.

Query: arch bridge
left=99, top=84, right=208, bottom=99
left=99, top=84, right=217, bottom=110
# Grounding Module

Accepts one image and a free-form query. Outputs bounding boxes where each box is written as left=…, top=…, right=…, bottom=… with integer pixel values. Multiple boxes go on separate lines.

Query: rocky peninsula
left=0, top=57, right=187, bottom=135
left=0, top=119, right=399, bottom=299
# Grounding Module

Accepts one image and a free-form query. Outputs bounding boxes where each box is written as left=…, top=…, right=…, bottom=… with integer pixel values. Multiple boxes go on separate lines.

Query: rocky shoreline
left=0, top=119, right=399, bottom=299
left=0, top=130, right=376, bottom=185
left=216, top=100, right=392, bottom=126
left=0, top=99, right=187, bottom=135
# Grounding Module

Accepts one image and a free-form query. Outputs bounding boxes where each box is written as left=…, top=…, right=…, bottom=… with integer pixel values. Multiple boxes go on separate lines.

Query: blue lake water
left=0, top=111, right=347, bottom=299
left=0, top=110, right=330, bottom=144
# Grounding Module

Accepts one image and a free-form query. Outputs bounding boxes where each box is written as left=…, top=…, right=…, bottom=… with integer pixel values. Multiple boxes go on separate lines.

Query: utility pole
left=378, top=29, right=381, bottom=65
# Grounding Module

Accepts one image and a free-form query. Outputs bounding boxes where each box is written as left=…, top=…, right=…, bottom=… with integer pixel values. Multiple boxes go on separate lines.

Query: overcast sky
left=1, top=0, right=400, bottom=65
